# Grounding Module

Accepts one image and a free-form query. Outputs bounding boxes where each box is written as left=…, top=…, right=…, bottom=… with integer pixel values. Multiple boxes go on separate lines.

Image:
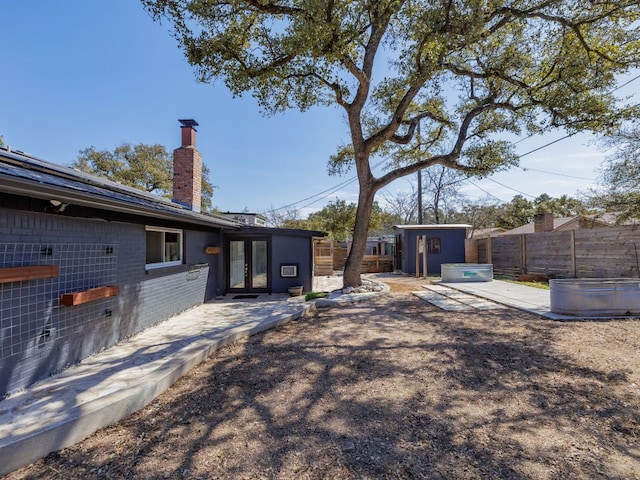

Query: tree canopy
left=71, top=143, right=216, bottom=211
left=590, top=114, right=640, bottom=222
left=143, top=0, right=640, bottom=286
left=277, top=199, right=392, bottom=241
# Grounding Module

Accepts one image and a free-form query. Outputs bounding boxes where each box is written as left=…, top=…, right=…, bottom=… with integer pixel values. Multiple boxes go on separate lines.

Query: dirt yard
left=6, top=276, right=640, bottom=479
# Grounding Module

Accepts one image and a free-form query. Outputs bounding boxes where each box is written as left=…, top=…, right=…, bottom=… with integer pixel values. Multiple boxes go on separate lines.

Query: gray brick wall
left=0, top=207, right=222, bottom=396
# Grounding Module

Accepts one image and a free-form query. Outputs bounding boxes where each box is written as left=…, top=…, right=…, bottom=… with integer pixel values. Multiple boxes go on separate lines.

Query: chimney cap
left=178, top=119, right=199, bottom=129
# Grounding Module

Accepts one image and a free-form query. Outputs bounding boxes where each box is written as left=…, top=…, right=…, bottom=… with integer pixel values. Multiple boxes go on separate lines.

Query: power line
left=464, top=179, right=507, bottom=203
left=519, top=133, right=575, bottom=158
left=520, top=166, right=594, bottom=181
left=264, top=157, right=388, bottom=214
left=264, top=76, right=640, bottom=214
left=483, top=177, right=537, bottom=199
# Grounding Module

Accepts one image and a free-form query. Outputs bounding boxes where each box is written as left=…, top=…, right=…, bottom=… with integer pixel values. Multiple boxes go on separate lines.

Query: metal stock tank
left=550, top=278, right=640, bottom=316
left=441, top=264, right=493, bottom=282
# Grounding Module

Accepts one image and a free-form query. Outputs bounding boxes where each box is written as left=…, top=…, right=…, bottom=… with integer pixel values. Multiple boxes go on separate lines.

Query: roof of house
left=0, top=147, right=239, bottom=229
left=501, top=217, right=574, bottom=235
left=220, top=211, right=268, bottom=219
left=501, top=215, right=612, bottom=235
left=469, top=227, right=508, bottom=238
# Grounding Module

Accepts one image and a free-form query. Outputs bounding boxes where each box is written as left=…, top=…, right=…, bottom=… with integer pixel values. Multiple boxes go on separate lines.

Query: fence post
left=570, top=230, right=577, bottom=277
left=520, top=234, right=526, bottom=274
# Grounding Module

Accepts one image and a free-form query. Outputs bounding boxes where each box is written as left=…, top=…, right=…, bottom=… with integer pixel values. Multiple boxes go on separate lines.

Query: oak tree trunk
left=342, top=185, right=376, bottom=288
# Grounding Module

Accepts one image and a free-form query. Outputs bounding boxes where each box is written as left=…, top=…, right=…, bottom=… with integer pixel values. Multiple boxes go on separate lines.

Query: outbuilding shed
left=393, top=224, right=470, bottom=275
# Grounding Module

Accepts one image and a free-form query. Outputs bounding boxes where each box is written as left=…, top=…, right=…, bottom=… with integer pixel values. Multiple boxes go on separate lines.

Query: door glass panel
left=252, top=240, right=268, bottom=289
left=230, top=240, right=245, bottom=288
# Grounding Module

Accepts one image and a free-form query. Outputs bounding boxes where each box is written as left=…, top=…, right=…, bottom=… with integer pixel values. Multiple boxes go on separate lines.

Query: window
left=145, top=227, right=183, bottom=269
left=428, top=237, right=441, bottom=255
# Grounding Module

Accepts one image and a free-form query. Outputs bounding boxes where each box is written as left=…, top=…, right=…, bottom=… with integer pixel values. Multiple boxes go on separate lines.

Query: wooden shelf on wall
left=60, top=285, right=120, bottom=307
left=0, top=265, right=60, bottom=284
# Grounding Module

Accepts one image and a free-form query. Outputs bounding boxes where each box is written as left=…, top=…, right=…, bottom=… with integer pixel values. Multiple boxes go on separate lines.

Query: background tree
left=589, top=114, right=640, bottom=222
left=382, top=185, right=419, bottom=225
left=262, top=205, right=303, bottom=228
left=71, top=143, right=216, bottom=211
left=449, top=197, right=503, bottom=236
left=306, top=199, right=356, bottom=241
left=490, top=193, right=589, bottom=229
left=278, top=199, right=390, bottom=241
left=421, top=166, right=465, bottom=224
left=144, top=0, right=640, bottom=287
left=0, top=135, right=4, bottom=148
left=533, top=193, right=589, bottom=218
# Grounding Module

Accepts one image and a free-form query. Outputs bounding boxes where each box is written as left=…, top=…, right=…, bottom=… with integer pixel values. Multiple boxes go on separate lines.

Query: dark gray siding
left=270, top=233, right=314, bottom=293
left=0, top=208, right=221, bottom=396
left=399, top=228, right=467, bottom=275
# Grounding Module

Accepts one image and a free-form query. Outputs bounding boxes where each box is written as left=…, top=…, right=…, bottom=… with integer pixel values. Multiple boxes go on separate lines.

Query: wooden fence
left=470, top=224, right=640, bottom=278
left=313, top=240, right=394, bottom=275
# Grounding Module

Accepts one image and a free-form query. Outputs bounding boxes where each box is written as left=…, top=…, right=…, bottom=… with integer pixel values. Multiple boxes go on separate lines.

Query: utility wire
left=483, top=177, right=537, bottom=199
left=264, top=76, right=640, bottom=214
left=520, top=166, right=594, bottom=181
left=264, top=157, right=387, bottom=214
left=464, top=179, right=507, bottom=203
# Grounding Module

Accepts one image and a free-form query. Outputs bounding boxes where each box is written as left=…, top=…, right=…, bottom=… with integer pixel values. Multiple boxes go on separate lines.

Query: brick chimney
left=534, top=212, right=554, bottom=233
left=173, top=119, right=202, bottom=212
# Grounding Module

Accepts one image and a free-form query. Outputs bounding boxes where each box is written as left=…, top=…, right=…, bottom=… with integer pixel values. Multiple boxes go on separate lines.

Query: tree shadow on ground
left=12, top=295, right=640, bottom=479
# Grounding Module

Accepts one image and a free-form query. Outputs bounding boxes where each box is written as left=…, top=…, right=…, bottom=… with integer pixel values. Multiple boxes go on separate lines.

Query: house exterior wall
left=397, top=227, right=467, bottom=275
left=223, top=230, right=315, bottom=294
left=270, top=233, right=314, bottom=294
left=0, top=207, right=222, bottom=396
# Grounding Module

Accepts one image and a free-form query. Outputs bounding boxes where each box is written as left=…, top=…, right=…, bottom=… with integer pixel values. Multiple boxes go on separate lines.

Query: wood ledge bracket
left=60, top=286, right=120, bottom=307
left=0, top=265, right=60, bottom=283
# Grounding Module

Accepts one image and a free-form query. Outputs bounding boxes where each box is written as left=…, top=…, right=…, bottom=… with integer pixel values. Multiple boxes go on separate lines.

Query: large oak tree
left=143, top=0, right=639, bottom=287
left=72, top=143, right=216, bottom=211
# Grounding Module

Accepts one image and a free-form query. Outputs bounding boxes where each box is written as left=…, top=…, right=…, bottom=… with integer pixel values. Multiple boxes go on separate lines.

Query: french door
left=227, top=238, right=269, bottom=293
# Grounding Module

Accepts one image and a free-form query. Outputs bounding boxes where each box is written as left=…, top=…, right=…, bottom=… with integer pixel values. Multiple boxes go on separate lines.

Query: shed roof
left=393, top=224, right=471, bottom=230
left=0, top=147, right=239, bottom=229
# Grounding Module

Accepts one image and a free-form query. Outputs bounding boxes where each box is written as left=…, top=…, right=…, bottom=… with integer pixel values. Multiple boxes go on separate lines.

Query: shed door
left=228, top=238, right=269, bottom=293
left=394, top=234, right=403, bottom=271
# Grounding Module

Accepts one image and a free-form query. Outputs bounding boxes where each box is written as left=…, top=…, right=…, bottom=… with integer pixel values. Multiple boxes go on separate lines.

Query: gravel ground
left=5, top=275, right=640, bottom=479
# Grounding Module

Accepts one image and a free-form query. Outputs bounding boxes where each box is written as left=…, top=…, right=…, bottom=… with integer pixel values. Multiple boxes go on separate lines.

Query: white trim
left=394, top=224, right=471, bottom=230
left=281, top=265, right=298, bottom=277
left=145, top=226, right=183, bottom=269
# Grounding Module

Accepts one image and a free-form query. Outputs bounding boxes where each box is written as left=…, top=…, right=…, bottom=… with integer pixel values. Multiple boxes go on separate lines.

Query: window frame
left=428, top=237, right=442, bottom=255
left=145, top=226, right=184, bottom=270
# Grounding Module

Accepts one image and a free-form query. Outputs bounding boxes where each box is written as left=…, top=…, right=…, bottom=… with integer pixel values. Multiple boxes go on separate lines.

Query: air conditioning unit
left=280, top=265, right=298, bottom=277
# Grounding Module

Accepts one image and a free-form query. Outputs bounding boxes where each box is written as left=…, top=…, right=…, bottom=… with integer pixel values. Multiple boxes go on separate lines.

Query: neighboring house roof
left=501, top=215, right=611, bottom=235
left=596, top=212, right=640, bottom=225
left=0, top=147, right=239, bottom=229
left=469, top=227, right=507, bottom=238
left=221, top=211, right=267, bottom=220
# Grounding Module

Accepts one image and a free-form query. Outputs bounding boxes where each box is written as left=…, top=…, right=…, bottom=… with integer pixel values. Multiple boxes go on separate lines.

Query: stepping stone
left=414, top=285, right=508, bottom=311
left=412, top=291, right=474, bottom=311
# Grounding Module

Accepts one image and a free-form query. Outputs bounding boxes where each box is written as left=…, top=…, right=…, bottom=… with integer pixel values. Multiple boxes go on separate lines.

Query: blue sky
left=1, top=1, right=638, bottom=216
